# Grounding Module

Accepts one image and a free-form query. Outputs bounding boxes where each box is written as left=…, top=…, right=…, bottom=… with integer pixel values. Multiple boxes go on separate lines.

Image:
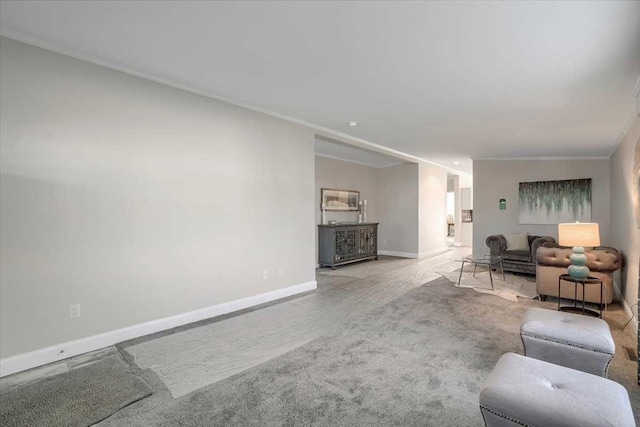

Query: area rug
left=0, top=355, right=152, bottom=427
left=437, top=269, right=537, bottom=302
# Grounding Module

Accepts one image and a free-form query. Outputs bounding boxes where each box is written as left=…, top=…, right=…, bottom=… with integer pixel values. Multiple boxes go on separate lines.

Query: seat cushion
left=480, top=353, right=635, bottom=427
left=520, top=307, right=614, bottom=354
left=503, top=250, right=531, bottom=262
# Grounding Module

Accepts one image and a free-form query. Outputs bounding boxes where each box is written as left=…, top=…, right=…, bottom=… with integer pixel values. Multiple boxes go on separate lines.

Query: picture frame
left=462, top=209, right=473, bottom=223
left=518, top=178, right=591, bottom=224
left=321, top=188, right=360, bottom=211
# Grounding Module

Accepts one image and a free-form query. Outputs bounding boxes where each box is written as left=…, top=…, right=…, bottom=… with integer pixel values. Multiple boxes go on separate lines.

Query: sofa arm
left=531, top=236, right=557, bottom=263
left=591, top=247, right=624, bottom=272
left=485, top=235, right=507, bottom=256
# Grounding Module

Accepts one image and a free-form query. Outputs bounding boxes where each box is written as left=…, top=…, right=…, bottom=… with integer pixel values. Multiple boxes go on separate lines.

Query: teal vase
left=568, top=246, right=590, bottom=279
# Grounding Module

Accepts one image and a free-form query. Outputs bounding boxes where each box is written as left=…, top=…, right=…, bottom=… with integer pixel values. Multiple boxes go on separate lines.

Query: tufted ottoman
left=520, top=307, right=614, bottom=377
left=479, top=353, right=635, bottom=427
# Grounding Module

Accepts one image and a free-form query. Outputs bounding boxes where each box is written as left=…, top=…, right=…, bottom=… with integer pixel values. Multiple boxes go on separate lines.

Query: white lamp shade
left=558, top=222, right=600, bottom=247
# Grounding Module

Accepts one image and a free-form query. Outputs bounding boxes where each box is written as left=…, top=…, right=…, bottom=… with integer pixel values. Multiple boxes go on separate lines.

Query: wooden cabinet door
left=358, top=226, right=377, bottom=256
left=334, top=228, right=357, bottom=261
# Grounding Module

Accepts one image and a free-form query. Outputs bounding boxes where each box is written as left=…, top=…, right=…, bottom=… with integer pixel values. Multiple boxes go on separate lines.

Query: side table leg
left=600, top=280, right=603, bottom=318
left=489, top=267, right=494, bottom=290
left=558, top=277, right=561, bottom=311
left=457, top=261, right=465, bottom=286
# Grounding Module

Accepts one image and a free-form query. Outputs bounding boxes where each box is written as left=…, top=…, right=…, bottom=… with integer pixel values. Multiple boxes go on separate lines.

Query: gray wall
left=378, top=163, right=420, bottom=255
left=314, top=155, right=380, bottom=262
left=472, top=159, right=611, bottom=254
left=460, top=187, right=473, bottom=247
left=419, top=163, right=448, bottom=256
left=314, top=156, right=379, bottom=225
left=610, top=116, right=640, bottom=312
left=314, top=158, right=449, bottom=259
left=0, top=37, right=316, bottom=358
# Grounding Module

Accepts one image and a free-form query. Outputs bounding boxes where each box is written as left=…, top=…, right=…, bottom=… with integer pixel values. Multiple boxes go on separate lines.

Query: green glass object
left=568, top=246, right=590, bottom=279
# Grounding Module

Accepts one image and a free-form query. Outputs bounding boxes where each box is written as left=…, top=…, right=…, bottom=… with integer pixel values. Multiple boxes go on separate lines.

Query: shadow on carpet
left=0, top=355, right=152, bottom=427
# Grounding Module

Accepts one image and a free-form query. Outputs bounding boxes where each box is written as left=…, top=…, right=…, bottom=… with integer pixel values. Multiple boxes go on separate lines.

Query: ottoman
left=479, top=353, right=635, bottom=427
left=520, top=307, right=614, bottom=377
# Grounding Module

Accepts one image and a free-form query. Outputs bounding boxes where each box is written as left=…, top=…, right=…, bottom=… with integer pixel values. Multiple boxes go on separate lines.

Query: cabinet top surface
left=318, top=222, right=379, bottom=228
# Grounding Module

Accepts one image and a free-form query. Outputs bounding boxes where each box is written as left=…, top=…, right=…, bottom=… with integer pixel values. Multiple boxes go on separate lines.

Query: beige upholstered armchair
left=536, top=246, right=624, bottom=304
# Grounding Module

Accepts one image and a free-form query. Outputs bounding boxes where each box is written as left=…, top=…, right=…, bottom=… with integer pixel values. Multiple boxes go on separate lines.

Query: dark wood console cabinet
left=318, top=223, right=378, bottom=269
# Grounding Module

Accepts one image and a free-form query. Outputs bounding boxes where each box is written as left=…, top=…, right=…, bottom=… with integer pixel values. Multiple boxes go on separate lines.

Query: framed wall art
left=519, top=178, right=591, bottom=224
left=321, top=188, right=360, bottom=211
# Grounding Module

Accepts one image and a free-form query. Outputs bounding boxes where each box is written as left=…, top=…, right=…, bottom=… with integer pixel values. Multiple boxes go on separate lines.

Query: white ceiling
left=1, top=1, right=639, bottom=174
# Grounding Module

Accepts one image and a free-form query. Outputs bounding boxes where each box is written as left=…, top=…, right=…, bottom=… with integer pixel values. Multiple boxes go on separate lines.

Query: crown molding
left=472, top=156, right=610, bottom=161
left=609, top=75, right=640, bottom=157
left=0, top=28, right=471, bottom=177
left=314, top=153, right=401, bottom=169
left=379, top=161, right=405, bottom=169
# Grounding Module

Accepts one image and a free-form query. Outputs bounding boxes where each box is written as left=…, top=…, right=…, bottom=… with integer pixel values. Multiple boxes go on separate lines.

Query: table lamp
left=558, top=222, right=600, bottom=280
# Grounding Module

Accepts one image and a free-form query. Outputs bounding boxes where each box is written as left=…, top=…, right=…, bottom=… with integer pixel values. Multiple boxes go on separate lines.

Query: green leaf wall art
left=519, top=178, right=592, bottom=224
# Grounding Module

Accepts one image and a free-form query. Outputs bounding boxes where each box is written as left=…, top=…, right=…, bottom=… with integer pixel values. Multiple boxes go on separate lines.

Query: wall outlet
left=263, top=270, right=269, bottom=280
left=69, top=304, right=81, bottom=318
left=277, top=267, right=284, bottom=277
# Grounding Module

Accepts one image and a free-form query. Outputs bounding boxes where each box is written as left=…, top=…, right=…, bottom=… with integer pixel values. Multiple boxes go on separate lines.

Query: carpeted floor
left=0, top=355, right=152, bottom=427
left=98, top=276, right=639, bottom=426
left=121, top=251, right=467, bottom=398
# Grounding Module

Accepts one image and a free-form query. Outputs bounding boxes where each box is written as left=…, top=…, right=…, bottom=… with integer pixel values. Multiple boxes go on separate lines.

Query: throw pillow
left=504, top=233, right=529, bottom=251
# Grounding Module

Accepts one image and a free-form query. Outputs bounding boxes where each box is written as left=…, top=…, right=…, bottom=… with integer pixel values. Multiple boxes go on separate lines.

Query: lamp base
left=568, top=246, right=590, bottom=280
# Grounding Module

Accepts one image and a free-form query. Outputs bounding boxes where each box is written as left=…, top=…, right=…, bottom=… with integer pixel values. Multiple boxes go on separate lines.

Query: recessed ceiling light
left=348, top=121, right=358, bottom=127
left=453, top=161, right=460, bottom=165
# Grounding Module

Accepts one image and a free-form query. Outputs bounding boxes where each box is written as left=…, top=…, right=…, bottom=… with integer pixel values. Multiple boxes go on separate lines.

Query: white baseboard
left=612, top=279, right=637, bottom=334
left=378, top=250, right=418, bottom=258
left=453, top=242, right=463, bottom=247
left=0, top=280, right=317, bottom=377
left=418, top=247, right=449, bottom=259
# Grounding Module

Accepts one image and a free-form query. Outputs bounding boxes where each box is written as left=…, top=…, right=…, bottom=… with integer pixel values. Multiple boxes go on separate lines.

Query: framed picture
left=462, top=209, right=473, bottom=223
left=519, top=178, right=591, bottom=224
left=321, top=188, right=360, bottom=211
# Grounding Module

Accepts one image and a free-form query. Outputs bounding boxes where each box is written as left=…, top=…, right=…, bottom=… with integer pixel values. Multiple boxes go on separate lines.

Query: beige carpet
left=438, top=268, right=537, bottom=302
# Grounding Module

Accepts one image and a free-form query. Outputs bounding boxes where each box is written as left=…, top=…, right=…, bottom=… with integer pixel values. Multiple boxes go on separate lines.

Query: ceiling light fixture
left=453, top=161, right=460, bottom=165
left=348, top=121, right=358, bottom=127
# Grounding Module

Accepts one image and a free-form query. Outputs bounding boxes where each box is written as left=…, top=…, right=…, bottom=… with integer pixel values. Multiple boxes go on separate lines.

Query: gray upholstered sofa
left=536, top=246, right=624, bottom=304
left=485, top=234, right=556, bottom=275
